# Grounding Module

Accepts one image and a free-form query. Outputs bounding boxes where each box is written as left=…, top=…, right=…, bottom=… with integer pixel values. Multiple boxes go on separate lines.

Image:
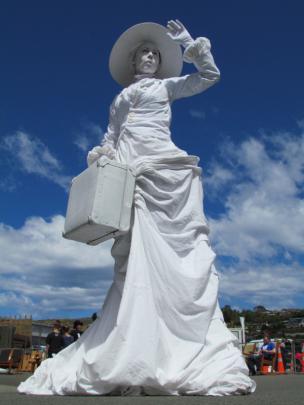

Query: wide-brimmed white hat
left=109, top=22, right=183, bottom=87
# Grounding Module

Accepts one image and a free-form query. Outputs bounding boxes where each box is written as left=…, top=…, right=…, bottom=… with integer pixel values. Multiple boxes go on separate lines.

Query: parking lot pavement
left=0, top=373, right=303, bottom=405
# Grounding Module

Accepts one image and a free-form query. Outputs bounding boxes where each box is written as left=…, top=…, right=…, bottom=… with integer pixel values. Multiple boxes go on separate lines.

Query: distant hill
left=35, top=317, right=93, bottom=330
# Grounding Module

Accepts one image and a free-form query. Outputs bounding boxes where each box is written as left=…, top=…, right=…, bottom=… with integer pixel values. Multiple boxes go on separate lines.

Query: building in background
left=0, top=316, right=52, bottom=349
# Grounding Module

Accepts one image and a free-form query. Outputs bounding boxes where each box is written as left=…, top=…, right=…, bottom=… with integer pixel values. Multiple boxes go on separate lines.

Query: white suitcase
left=63, top=157, right=136, bottom=245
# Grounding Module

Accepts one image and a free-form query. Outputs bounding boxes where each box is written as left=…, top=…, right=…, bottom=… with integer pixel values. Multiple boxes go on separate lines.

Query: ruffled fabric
left=18, top=155, right=256, bottom=396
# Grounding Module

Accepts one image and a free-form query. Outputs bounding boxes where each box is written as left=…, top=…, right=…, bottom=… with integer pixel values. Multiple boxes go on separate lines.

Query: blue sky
left=0, top=0, right=303, bottom=319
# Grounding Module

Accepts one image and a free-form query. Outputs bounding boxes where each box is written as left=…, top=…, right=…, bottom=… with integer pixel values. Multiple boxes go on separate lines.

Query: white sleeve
left=87, top=97, right=120, bottom=166
left=164, top=37, right=220, bottom=102
left=100, top=96, right=120, bottom=151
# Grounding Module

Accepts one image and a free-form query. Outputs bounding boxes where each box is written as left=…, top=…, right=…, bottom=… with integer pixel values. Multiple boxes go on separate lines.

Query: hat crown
left=109, top=22, right=183, bottom=87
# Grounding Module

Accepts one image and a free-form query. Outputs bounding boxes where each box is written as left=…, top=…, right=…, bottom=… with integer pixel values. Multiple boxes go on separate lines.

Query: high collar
left=133, top=73, right=156, bottom=82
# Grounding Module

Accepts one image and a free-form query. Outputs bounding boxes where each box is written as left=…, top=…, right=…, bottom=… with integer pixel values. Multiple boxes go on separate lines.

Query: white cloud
left=0, top=215, right=114, bottom=317
left=0, top=215, right=113, bottom=272
left=73, top=122, right=104, bottom=152
left=206, top=133, right=304, bottom=261
left=204, top=162, right=235, bottom=194
left=205, top=126, right=304, bottom=308
left=218, top=262, right=304, bottom=309
left=1, top=125, right=303, bottom=315
left=0, top=278, right=112, bottom=318
left=0, top=291, right=34, bottom=309
left=1, top=131, right=72, bottom=190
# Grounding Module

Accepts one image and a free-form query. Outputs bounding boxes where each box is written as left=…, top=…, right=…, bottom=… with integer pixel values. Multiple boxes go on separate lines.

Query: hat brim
left=109, top=22, right=183, bottom=87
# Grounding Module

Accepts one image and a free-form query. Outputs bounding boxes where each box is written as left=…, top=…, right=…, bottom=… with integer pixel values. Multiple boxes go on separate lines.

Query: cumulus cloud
left=1, top=125, right=303, bottom=314
left=0, top=215, right=114, bottom=317
left=218, top=262, right=304, bottom=309
left=204, top=162, right=235, bottom=195
left=207, top=134, right=304, bottom=260
left=205, top=126, right=304, bottom=308
left=1, top=131, right=72, bottom=190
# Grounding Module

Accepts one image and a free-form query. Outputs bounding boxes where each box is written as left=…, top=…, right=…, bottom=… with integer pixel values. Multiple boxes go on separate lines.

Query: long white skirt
left=18, top=156, right=256, bottom=396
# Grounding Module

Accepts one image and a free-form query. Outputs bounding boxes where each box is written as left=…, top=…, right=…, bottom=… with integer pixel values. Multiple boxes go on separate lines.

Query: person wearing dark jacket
left=70, top=320, right=83, bottom=341
left=46, top=323, right=65, bottom=358
left=62, top=326, right=74, bottom=348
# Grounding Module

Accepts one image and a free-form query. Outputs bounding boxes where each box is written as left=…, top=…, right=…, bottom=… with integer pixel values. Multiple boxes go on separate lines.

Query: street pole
left=240, top=316, right=246, bottom=346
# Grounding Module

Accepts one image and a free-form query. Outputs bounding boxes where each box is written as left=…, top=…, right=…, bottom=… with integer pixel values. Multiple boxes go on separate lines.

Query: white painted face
left=133, top=42, right=160, bottom=75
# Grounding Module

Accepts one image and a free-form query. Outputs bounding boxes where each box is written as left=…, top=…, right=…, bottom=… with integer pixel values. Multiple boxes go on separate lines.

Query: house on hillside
left=286, top=317, right=304, bottom=328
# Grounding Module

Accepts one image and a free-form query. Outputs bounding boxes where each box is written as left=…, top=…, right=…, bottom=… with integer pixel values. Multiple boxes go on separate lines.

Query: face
left=133, top=42, right=160, bottom=75
left=263, top=336, right=269, bottom=344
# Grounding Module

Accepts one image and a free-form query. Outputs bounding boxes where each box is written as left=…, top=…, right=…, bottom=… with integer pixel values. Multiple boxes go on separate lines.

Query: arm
left=164, top=20, right=220, bottom=101
left=87, top=96, right=120, bottom=166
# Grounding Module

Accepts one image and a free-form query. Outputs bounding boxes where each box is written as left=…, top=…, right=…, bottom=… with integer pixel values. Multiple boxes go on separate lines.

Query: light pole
left=240, top=316, right=246, bottom=346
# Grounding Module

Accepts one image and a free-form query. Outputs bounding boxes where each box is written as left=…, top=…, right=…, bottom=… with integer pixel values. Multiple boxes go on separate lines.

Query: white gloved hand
left=166, top=19, right=194, bottom=48
left=87, top=145, right=115, bottom=166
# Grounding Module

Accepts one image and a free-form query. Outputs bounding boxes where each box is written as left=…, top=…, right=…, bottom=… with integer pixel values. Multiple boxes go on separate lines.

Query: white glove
left=87, top=145, right=115, bottom=166
left=166, top=19, right=194, bottom=48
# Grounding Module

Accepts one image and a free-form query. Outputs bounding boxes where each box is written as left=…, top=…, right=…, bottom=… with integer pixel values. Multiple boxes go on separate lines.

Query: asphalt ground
left=0, top=373, right=303, bottom=405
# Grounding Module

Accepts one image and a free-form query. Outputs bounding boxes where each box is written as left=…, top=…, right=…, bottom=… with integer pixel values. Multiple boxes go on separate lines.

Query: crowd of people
left=245, top=333, right=304, bottom=375
left=44, top=316, right=304, bottom=377
left=45, top=314, right=97, bottom=358
left=44, top=323, right=303, bottom=375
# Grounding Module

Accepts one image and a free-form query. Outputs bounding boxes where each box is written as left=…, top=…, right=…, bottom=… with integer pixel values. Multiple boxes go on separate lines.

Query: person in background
left=55, top=320, right=62, bottom=333
left=295, top=341, right=304, bottom=372
left=62, top=326, right=74, bottom=348
left=45, top=322, right=64, bottom=358
left=70, top=320, right=83, bottom=341
left=279, top=339, right=289, bottom=369
left=260, top=334, right=276, bottom=360
left=246, top=334, right=276, bottom=375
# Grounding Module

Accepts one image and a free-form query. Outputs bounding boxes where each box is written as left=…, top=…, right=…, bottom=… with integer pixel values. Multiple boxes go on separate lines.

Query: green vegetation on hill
left=35, top=317, right=92, bottom=330
left=221, top=306, right=304, bottom=339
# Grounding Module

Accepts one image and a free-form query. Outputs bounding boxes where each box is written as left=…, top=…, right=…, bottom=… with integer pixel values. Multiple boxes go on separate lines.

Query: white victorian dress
left=18, top=38, right=256, bottom=396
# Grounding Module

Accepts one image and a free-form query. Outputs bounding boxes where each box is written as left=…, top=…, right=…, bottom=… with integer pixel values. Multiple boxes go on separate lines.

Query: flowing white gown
left=18, top=38, right=256, bottom=396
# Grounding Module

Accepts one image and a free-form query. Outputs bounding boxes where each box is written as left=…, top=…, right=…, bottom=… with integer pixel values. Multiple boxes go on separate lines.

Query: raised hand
left=166, top=19, right=194, bottom=48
